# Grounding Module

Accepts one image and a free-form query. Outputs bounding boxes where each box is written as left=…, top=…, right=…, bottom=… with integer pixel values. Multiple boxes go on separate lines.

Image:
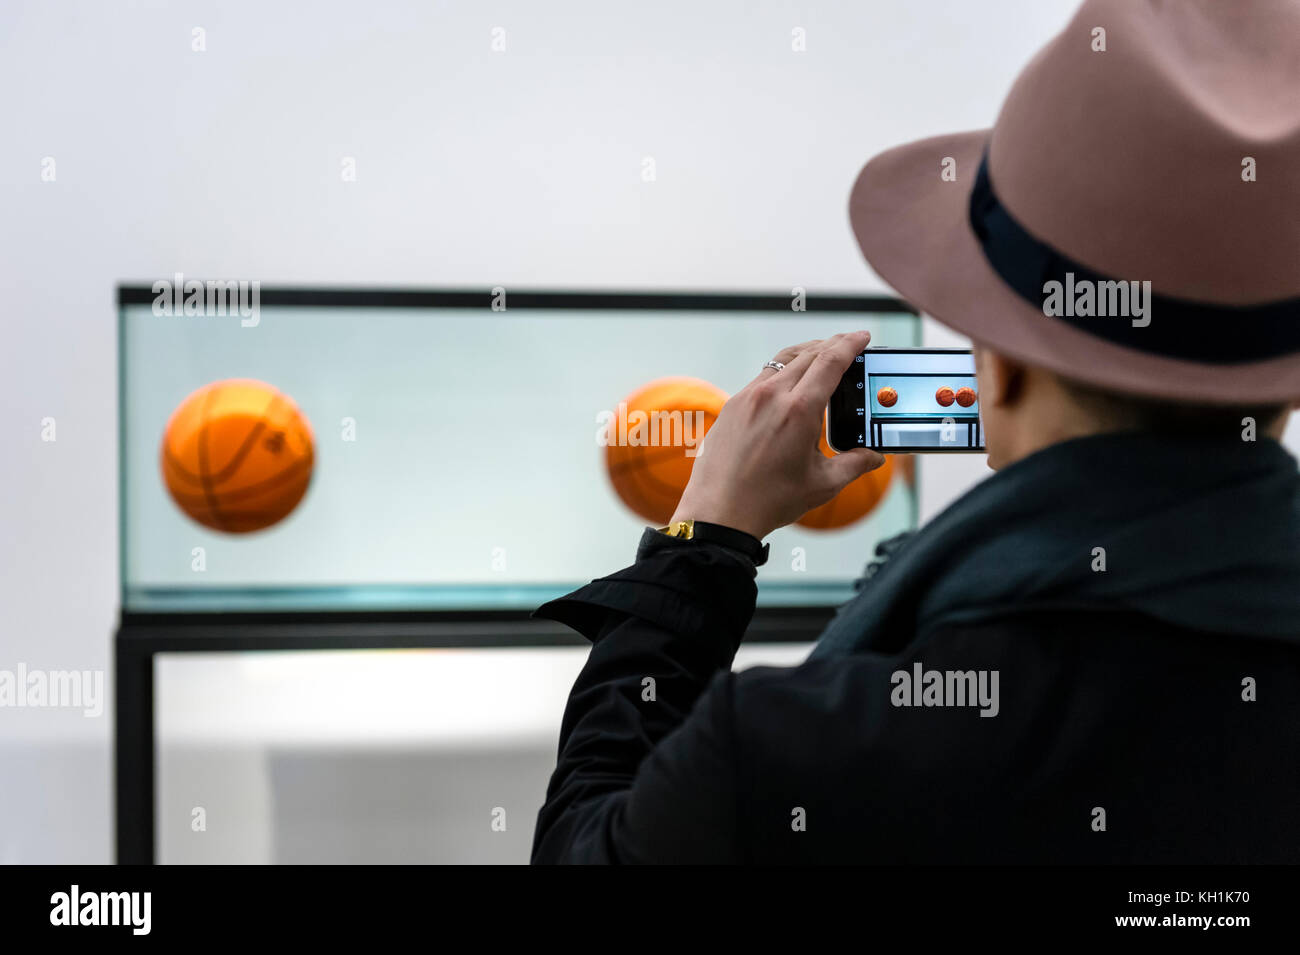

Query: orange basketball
left=605, top=377, right=727, bottom=525
left=935, top=386, right=955, bottom=407
left=955, top=386, right=977, bottom=408
left=876, top=386, right=898, bottom=407
left=161, top=379, right=315, bottom=533
left=796, top=429, right=895, bottom=531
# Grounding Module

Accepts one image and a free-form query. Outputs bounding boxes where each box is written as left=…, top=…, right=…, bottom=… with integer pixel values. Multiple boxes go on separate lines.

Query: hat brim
left=850, top=130, right=1300, bottom=404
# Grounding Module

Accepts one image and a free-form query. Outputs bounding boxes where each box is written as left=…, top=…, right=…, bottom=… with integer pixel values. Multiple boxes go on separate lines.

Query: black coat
left=531, top=435, right=1300, bottom=864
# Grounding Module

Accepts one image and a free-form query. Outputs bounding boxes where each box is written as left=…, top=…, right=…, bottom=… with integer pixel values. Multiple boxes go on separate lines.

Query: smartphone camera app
left=830, top=348, right=984, bottom=453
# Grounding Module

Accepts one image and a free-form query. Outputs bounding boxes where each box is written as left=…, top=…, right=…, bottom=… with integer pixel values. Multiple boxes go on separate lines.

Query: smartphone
left=827, top=347, right=984, bottom=453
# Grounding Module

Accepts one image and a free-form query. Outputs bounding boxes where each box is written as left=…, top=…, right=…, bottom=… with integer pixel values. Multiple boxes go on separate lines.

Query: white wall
left=1, top=0, right=1105, bottom=862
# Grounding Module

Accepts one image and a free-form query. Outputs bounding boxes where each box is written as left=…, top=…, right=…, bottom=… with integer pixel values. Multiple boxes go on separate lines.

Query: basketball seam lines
left=165, top=454, right=313, bottom=505
left=176, top=392, right=284, bottom=486
left=194, top=389, right=288, bottom=532
left=197, top=387, right=230, bottom=532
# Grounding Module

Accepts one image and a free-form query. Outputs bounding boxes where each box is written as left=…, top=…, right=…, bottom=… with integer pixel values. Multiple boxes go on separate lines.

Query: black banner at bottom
left=1, top=864, right=1289, bottom=940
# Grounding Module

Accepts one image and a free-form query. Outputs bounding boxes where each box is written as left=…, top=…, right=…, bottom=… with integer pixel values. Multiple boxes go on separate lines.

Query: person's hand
left=669, top=331, right=886, bottom=541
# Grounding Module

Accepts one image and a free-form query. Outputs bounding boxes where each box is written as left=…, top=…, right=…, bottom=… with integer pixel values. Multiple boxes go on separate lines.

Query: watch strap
left=659, top=519, right=769, bottom=566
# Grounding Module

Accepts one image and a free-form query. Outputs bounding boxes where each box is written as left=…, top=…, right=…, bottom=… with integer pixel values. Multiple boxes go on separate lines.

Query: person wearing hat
left=532, top=0, right=1300, bottom=863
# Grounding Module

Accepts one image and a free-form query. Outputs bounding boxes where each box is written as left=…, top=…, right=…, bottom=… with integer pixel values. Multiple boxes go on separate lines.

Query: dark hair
left=1054, top=375, right=1289, bottom=437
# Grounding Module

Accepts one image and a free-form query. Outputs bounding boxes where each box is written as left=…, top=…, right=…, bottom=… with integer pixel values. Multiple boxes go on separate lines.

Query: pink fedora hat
left=849, top=0, right=1300, bottom=403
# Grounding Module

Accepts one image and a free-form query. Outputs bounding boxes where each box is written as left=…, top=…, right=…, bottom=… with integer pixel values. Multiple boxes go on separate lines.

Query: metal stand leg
left=115, top=635, right=154, bottom=864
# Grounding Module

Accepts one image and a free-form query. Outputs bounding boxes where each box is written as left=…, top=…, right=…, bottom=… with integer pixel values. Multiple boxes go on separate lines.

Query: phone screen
left=828, top=348, right=984, bottom=453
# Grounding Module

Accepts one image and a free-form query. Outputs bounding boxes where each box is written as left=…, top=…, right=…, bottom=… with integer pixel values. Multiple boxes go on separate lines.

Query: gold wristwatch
left=659, top=519, right=698, bottom=539
left=655, top=519, right=770, bottom=565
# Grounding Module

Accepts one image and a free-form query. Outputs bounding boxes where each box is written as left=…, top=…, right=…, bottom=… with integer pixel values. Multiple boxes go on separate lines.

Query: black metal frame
left=869, top=416, right=981, bottom=448
left=113, top=286, right=919, bottom=864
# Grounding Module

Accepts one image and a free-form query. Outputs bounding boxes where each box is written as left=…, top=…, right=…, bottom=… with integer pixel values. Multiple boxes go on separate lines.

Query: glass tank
left=119, top=289, right=919, bottom=612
